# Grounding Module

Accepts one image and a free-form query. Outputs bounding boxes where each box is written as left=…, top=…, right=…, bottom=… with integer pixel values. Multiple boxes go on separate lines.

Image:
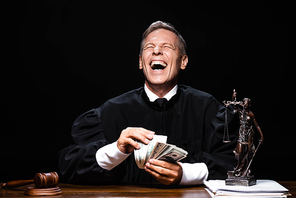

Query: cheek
left=142, top=56, right=151, bottom=70
left=167, top=56, right=182, bottom=73
left=168, top=66, right=181, bottom=79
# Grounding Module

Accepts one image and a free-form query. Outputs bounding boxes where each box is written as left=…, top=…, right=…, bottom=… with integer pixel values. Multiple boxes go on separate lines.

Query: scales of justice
left=223, top=89, right=264, bottom=186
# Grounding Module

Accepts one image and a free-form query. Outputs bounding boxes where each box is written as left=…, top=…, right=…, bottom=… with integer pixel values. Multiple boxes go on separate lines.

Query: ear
left=139, top=56, right=143, bottom=70
left=180, top=55, right=188, bottom=70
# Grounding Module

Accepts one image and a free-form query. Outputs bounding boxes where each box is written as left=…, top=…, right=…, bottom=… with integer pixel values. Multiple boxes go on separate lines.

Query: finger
left=145, top=160, right=172, bottom=176
left=118, top=128, right=154, bottom=153
left=144, top=163, right=168, bottom=178
left=149, top=159, right=179, bottom=171
left=130, top=127, right=155, bottom=139
left=125, top=137, right=141, bottom=150
left=145, top=166, right=168, bottom=182
left=125, top=128, right=155, bottom=144
left=144, top=163, right=177, bottom=185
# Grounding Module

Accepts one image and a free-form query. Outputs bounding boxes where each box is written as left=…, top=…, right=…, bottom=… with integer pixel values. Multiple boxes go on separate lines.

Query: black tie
left=154, top=98, right=168, bottom=109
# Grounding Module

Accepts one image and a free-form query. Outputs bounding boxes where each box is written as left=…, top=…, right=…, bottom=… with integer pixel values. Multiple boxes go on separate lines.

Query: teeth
left=151, top=61, right=167, bottom=70
left=151, top=61, right=167, bottom=67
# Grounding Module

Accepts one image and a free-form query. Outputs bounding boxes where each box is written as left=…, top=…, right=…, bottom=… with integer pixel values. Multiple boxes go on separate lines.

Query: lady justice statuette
left=223, top=89, right=264, bottom=186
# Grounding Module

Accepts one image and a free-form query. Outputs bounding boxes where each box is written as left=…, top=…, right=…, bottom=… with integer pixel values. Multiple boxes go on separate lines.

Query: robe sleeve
left=58, top=107, right=126, bottom=184
left=192, top=98, right=237, bottom=180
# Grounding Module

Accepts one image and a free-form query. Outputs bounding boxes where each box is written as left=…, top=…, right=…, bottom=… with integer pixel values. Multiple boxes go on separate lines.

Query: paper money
left=134, top=135, right=167, bottom=169
left=134, top=135, right=188, bottom=169
left=154, top=143, right=188, bottom=163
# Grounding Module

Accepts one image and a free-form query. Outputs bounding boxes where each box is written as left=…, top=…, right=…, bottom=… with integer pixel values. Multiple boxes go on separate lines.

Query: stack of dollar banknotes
left=134, top=135, right=188, bottom=169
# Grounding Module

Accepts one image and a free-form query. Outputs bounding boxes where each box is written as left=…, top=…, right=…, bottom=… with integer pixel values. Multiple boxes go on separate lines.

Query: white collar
left=144, top=84, right=178, bottom=102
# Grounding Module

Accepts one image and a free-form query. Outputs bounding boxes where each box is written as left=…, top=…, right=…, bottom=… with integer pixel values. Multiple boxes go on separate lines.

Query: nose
left=153, top=45, right=163, bottom=55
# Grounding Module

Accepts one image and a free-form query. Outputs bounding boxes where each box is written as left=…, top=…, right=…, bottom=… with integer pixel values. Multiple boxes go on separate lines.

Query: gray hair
left=139, top=21, right=187, bottom=56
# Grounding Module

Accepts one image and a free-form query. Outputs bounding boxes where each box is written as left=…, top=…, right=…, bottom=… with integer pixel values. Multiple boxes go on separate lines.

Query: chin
left=147, top=79, right=167, bottom=85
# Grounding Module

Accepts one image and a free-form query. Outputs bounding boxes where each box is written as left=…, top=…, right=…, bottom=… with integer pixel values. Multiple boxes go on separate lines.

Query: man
left=58, top=21, right=236, bottom=185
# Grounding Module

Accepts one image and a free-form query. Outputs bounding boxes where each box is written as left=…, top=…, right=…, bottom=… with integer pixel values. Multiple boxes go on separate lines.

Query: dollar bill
left=134, top=135, right=167, bottom=169
left=134, top=135, right=188, bottom=169
left=148, top=142, right=167, bottom=160
left=156, top=146, right=188, bottom=163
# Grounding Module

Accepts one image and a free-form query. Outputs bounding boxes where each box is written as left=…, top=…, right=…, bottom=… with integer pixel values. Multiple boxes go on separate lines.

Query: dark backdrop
left=2, top=0, right=294, bottom=182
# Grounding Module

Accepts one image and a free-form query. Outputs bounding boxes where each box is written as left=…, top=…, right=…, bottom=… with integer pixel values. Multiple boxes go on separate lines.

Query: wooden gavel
left=2, top=172, right=59, bottom=188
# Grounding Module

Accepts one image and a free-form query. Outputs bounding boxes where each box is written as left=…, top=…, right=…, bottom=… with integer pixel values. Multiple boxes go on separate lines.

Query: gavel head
left=34, top=172, right=59, bottom=188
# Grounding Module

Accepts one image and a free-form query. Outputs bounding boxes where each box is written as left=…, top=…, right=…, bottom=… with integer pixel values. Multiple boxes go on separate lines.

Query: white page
left=204, top=180, right=289, bottom=193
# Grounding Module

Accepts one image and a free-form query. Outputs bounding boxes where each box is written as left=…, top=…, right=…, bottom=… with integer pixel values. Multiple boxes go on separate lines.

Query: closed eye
left=163, top=44, right=175, bottom=50
left=144, top=44, right=155, bottom=50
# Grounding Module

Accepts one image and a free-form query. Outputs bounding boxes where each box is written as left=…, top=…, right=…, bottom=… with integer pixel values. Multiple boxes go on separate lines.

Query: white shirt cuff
left=96, top=141, right=131, bottom=171
left=179, top=162, right=209, bottom=185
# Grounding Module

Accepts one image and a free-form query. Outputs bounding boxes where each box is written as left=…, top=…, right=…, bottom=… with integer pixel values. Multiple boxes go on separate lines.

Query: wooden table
left=0, top=181, right=295, bottom=197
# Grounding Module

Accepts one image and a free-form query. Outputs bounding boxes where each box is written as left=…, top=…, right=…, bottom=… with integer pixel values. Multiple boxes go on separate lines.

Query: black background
left=2, top=0, right=294, bottom=182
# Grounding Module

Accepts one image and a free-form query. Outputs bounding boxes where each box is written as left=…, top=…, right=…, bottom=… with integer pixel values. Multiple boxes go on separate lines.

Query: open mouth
left=150, top=60, right=167, bottom=70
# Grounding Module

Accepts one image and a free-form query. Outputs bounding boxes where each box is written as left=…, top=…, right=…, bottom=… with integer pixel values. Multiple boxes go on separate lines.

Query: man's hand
left=145, top=159, right=183, bottom=185
left=117, top=127, right=155, bottom=154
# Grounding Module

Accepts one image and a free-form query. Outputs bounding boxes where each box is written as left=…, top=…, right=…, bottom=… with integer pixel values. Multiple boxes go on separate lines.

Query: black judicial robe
left=58, top=85, right=237, bottom=184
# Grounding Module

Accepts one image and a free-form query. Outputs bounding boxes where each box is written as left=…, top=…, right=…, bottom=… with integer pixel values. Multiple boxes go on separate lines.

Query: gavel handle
left=2, top=179, right=34, bottom=188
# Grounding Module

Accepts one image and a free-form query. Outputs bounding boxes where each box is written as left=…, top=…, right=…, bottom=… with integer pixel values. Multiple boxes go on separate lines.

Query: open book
left=204, top=180, right=290, bottom=198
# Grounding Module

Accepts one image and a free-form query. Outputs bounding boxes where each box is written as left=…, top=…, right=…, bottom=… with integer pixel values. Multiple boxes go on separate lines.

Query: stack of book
left=204, top=180, right=291, bottom=198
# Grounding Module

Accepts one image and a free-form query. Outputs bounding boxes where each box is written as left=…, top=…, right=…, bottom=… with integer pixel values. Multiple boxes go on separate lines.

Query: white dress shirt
left=96, top=84, right=209, bottom=185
